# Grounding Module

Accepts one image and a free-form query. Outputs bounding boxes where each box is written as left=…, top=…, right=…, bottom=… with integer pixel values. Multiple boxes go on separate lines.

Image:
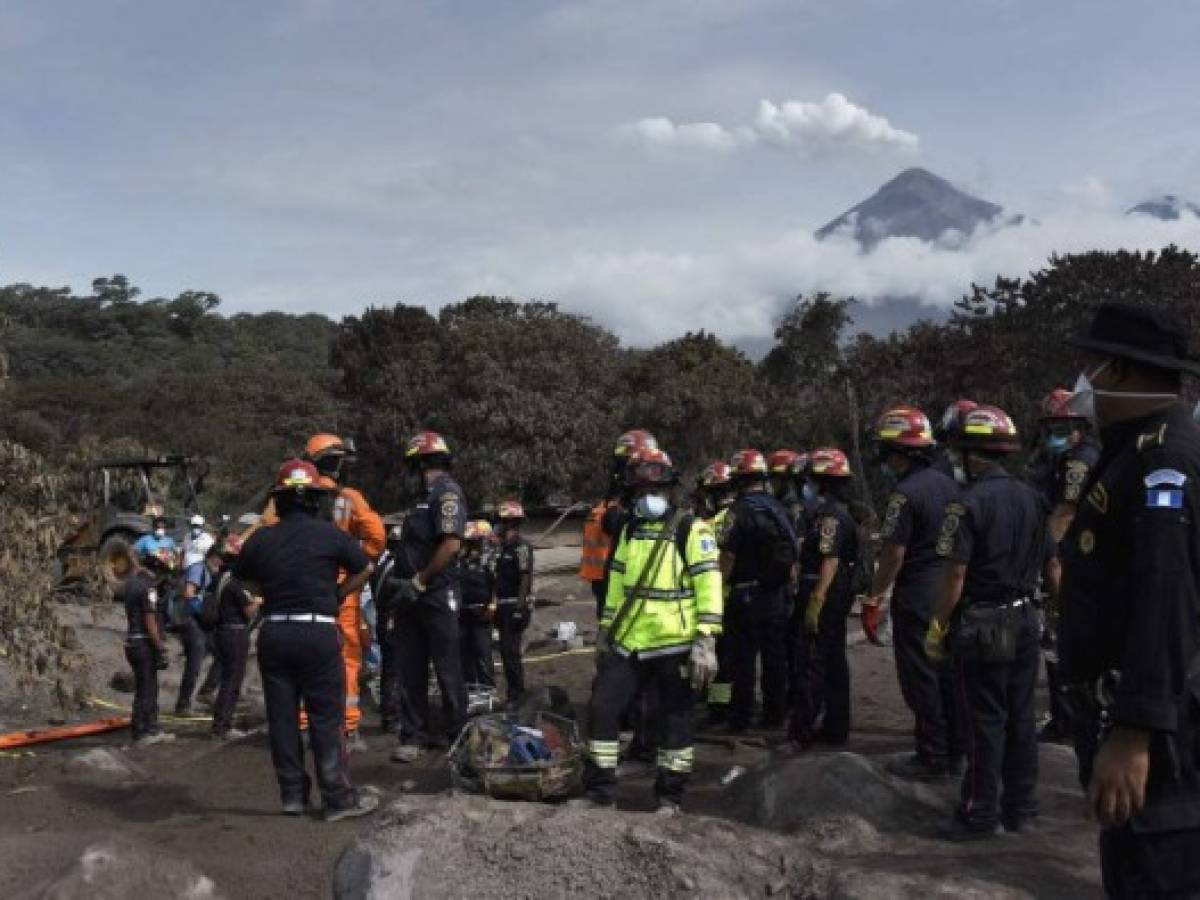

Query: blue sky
left=3, top=0, right=1200, bottom=343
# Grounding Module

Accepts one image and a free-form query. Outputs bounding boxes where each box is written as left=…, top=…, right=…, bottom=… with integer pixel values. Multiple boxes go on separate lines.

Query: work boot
left=214, top=728, right=249, bottom=742
left=281, top=798, right=309, bottom=816
left=135, top=730, right=176, bottom=746
left=654, top=800, right=681, bottom=817
left=196, top=689, right=216, bottom=708
left=391, top=743, right=423, bottom=764
left=174, top=704, right=193, bottom=717
left=887, top=753, right=956, bottom=783
left=935, top=814, right=1002, bottom=842
left=324, top=787, right=381, bottom=823
left=344, top=730, right=368, bottom=754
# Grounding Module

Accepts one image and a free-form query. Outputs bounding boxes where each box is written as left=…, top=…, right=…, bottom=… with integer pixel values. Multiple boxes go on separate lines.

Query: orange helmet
left=304, top=433, right=347, bottom=461
left=729, top=448, right=769, bottom=479
left=807, top=448, right=853, bottom=479
left=875, top=406, right=935, bottom=449
left=1039, top=388, right=1085, bottom=422
left=697, top=461, right=733, bottom=488
left=613, top=429, right=658, bottom=459
left=625, top=448, right=677, bottom=487
left=768, top=449, right=801, bottom=474
left=935, top=399, right=978, bottom=442
left=271, top=458, right=327, bottom=494
left=953, top=405, right=1021, bottom=453
left=405, top=430, right=451, bottom=461
left=497, top=499, right=525, bottom=520
left=464, top=519, right=494, bottom=542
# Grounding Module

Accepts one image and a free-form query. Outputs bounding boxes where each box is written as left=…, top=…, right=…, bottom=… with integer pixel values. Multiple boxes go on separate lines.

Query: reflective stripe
left=698, top=613, right=722, bottom=625
left=266, top=614, right=337, bottom=624
left=496, top=597, right=519, bottom=605
left=707, top=682, right=732, bottom=704
left=623, top=587, right=693, bottom=601
left=588, top=739, right=620, bottom=769
left=345, top=696, right=360, bottom=707
left=609, top=559, right=627, bottom=574
left=656, top=746, right=694, bottom=773
left=616, top=642, right=691, bottom=659
left=687, top=560, right=719, bottom=577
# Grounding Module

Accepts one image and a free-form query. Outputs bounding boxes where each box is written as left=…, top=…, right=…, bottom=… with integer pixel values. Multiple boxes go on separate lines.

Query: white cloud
left=1060, top=175, right=1114, bottom=209
left=621, top=92, right=918, bottom=157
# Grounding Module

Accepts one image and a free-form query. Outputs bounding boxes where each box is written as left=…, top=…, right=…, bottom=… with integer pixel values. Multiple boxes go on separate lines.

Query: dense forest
left=3, top=247, right=1199, bottom=517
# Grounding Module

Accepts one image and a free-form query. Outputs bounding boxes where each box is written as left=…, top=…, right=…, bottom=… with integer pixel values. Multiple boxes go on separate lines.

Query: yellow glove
left=924, top=618, right=948, bottom=662
left=804, top=594, right=825, bottom=635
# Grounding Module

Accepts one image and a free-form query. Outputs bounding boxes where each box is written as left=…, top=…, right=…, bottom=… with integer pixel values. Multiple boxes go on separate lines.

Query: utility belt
left=264, top=613, right=338, bottom=625
left=950, top=595, right=1031, bottom=663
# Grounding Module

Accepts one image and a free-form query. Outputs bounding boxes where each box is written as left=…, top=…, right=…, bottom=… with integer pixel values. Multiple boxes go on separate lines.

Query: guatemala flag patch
left=1145, top=469, right=1187, bottom=509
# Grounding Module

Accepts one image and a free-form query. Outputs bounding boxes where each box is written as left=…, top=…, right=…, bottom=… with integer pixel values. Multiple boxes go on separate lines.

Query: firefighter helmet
left=405, top=430, right=452, bottom=461
left=625, top=448, right=677, bottom=487
left=1039, top=387, right=1085, bottom=422
left=807, top=448, right=853, bottom=479
left=875, top=405, right=935, bottom=449
left=613, top=429, right=658, bottom=459
left=497, top=499, right=525, bottom=520
left=464, top=519, right=494, bottom=542
left=729, top=448, right=769, bottom=479
left=952, top=405, right=1021, bottom=453
left=768, top=449, right=801, bottom=474
left=271, top=458, right=329, bottom=494
left=935, top=399, right=979, bottom=442
left=697, top=461, right=733, bottom=488
left=789, top=452, right=810, bottom=477
left=140, top=546, right=179, bottom=574
left=304, top=433, right=347, bottom=461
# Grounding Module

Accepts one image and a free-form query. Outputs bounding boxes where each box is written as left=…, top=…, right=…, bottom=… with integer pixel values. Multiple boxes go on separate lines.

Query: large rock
left=33, top=840, right=221, bottom=899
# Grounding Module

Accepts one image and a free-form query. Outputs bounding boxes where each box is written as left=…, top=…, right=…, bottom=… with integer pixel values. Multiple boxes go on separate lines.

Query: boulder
left=36, top=840, right=221, bottom=899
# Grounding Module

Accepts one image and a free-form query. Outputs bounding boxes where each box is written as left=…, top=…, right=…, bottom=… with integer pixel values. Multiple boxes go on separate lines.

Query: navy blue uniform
left=937, top=467, right=1046, bottom=831
left=236, top=508, right=370, bottom=813
left=1059, top=404, right=1200, bottom=897
left=123, top=572, right=164, bottom=739
left=207, top=567, right=256, bottom=736
left=457, top=549, right=496, bottom=687
left=881, top=463, right=964, bottom=767
left=392, top=474, right=468, bottom=747
left=495, top=537, right=534, bottom=700
left=720, top=489, right=796, bottom=729
left=791, top=497, right=858, bottom=744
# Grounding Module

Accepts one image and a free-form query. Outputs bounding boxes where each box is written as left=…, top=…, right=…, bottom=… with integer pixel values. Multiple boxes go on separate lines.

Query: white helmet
left=189, top=514, right=205, bottom=528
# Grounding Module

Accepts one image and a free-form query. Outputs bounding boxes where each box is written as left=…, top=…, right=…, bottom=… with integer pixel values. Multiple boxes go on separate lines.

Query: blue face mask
left=635, top=494, right=669, bottom=520
left=801, top=483, right=819, bottom=506
left=1045, top=434, right=1069, bottom=455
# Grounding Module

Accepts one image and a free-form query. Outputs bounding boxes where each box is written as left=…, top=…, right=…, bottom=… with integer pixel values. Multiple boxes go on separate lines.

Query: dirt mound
left=23, top=839, right=222, bottom=899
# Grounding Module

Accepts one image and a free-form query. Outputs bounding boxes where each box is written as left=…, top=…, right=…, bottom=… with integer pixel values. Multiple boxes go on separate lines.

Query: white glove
left=688, top=634, right=718, bottom=692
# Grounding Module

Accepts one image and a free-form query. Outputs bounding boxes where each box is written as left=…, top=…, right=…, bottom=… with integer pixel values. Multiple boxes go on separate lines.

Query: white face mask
left=1070, top=358, right=1179, bottom=427
left=154, top=528, right=166, bottom=539
left=635, top=493, right=669, bottom=520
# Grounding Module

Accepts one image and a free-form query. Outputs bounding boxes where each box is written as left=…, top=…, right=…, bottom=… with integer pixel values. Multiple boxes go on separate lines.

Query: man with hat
left=235, top=459, right=378, bottom=821
left=1057, top=303, right=1200, bottom=896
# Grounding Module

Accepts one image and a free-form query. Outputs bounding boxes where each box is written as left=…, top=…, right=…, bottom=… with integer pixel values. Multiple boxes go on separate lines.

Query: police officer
left=235, top=459, right=378, bottom=821
left=696, top=461, right=736, bottom=724
left=720, top=449, right=798, bottom=733
left=457, top=520, right=497, bottom=688
left=390, top=430, right=469, bottom=764
left=790, top=448, right=859, bottom=748
left=582, top=448, right=721, bottom=812
left=925, top=406, right=1047, bottom=840
left=494, top=500, right=534, bottom=704
left=867, top=406, right=963, bottom=779
left=124, top=547, right=177, bottom=745
left=1057, top=303, right=1200, bottom=896
left=205, top=534, right=261, bottom=740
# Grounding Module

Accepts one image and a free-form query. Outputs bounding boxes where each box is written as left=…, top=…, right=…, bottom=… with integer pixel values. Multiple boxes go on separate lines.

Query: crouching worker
left=582, top=448, right=722, bottom=814
left=125, top=547, right=178, bottom=745
left=458, top=520, right=496, bottom=687
left=235, top=460, right=379, bottom=822
left=199, top=534, right=261, bottom=740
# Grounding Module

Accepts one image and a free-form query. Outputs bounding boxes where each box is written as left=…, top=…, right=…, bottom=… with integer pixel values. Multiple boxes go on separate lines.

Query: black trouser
left=1101, top=822, right=1200, bottom=898
left=706, top=630, right=733, bottom=720
left=212, top=625, right=250, bottom=734
left=790, top=583, right=853, bottom=743
left=728, top=585, right=790, bottom=729
left=174, top=614, right=208, bottom=712
left=585, top=652, right=694, bottom=805
left=496, top=604, right=527, bottom=700
left=375, top=602, right=401, bottom=729
left=199, top=631, right=222, bottom=698
left=458, top=611, right=494, bottom=687
left=125, top=640, right=160, bottom=738
left=954, top=603, right=1039, bottom=828
left=591, top=580, right=607, bottom=621
left=394, top=598, right=466, bottom=747
left=893, top=599, right=963, bottom=765
left=257, top=622, right=355, bottom=811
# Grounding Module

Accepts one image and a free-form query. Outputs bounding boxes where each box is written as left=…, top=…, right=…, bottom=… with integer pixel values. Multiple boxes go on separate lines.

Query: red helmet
left=953, top=405, right=1021, bottom=453
left=625, top=448, right=676, bottom=487
left=875, top=406, right=935, bottom=449
left=768, top=449, right=802, bottom=474
left=807, top=448, right=853, bottom=479
left=217, top=533, right=243, bottom=559
left=613, top=429, right=658, bottom=459
left=936, top=399, right=979, bottom=442
left=464, top=519, right=494, bottom=542
left=1039, top=388, right=1085, bottom=422
left=497, top=499, right=525, bottom=520
left=271, top=458, right=327, bottom=493
left=729, top=449, right=769, bottom=479
left=405, top=430, right=451, bottom=461
left=697, top=461, right=733, bottom=488
left=140, top=546, right=179, bottom=574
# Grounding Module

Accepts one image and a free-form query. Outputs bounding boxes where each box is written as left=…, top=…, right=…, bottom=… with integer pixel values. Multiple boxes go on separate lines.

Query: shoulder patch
left=1086, top=482, right=1109, bottom=515
left=1145, top=468, right=1188, bottom=488
left=818, top=516, right=839, bottom=554
left=935, top=503, right=963, bottom=557
left=1145, top=469, right=1187, bottom=509
left=1137, top=424, right=1169, bottom=452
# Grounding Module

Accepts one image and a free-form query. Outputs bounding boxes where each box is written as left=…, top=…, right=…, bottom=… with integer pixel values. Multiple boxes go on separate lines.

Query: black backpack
left=740, top=493, right=799, bottom=588
left=198, top=571, right=230, bottom=631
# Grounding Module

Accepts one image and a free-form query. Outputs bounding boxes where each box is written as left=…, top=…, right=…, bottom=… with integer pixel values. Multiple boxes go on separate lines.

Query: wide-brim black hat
left=1068, top=302, right=1200, bottom=377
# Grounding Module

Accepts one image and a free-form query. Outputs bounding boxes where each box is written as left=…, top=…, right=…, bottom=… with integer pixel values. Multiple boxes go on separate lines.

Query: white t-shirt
left=182, top=530, right=215, bottom=569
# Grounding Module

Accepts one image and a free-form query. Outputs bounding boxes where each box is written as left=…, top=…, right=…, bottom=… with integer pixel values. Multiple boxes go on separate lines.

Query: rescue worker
left=925, top=406, right=1047, bottom=839
left=932, top=399, right=978, bottom=480
left=234, top=459, right=378, bottom=821
left=175, top=544, right=215, bottom=716
left=768, top=449, right=804, bottom=532
left=205, top=534, right=261, bottom=740
left=457, top=520, right=497, bottom=688
left=303, top=433, right=386, bottom=751
left=133, top=514, right=177, bottom=558
left=720, top=448, right=798, bottom=733
left=494, top=499, right=534, bottom=704
left=1057, top=303, right=1200, bottom=896
left=124, top=546, right=177, bottom=745
left=390, top=430, right=469, bottom=764
left=866, top=406, right=963, bottom=779
left=790, top=449, right=859, bottom=748
left=579, top=429, right=659, bottom=619
left=696, top=461, right=736, bottom=724
left=583, top=448, right=722, bottom=812
left=182, top=514, right=214, bottom=569
left=371, top=523, right=403, bottom=732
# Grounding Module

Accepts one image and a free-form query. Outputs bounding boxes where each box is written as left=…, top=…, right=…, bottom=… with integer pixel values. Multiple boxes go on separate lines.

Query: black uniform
left=207, top=566, right=257, bottom=735
left=236, top=508, right=370, bottom=813
left=457, top=548, right=496, bottom=688
left=391, top=473, right=468, bottom=749
left=881, top=463, right=964, bottom=768
left=1059, top=404, right=1200, bottom=897
left=791, top=496, right=858, bottom=744
left=370, top=548, right=402, bottom=730
left=175, top=565, right=212, bottom=714
left=495, top=535, right=533, bottom=700
left=123, top=571, right=165, bottom=739
left=937, top=467, right=1047, bottom=831
left=720, top=488, right=797, bottom=730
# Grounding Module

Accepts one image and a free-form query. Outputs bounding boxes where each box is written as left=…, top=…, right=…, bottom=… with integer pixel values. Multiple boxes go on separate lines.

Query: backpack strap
left=742, top=493, right=799, bottom=547
left=675, top=513, right=695, bottom=567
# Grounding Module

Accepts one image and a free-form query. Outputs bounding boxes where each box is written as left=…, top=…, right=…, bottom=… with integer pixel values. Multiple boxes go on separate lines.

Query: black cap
left=1068, top=303, right=1200, bottom=377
